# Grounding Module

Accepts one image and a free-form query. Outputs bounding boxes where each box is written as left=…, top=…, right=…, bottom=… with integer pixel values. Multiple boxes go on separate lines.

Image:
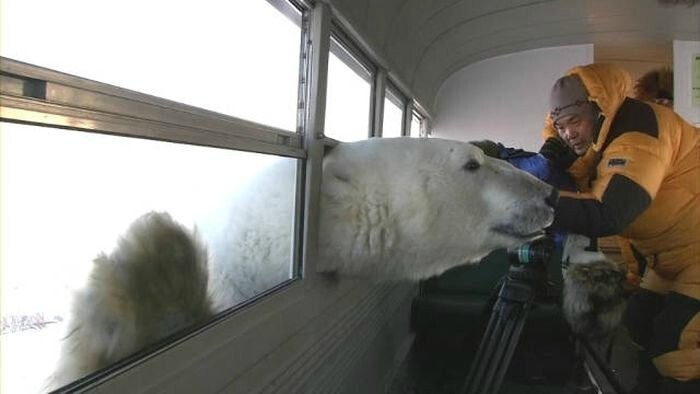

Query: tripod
left=462, top=240, right=555, bottom=394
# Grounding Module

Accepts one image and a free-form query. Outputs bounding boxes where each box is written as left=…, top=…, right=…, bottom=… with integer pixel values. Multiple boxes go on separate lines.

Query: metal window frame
left=370, top=69, right=387, bottom=137
left=409, top=108, right=423, bottom=137
left=329, top=22, right=376, bottom=84
left=400, top=102, right=430, bottom=138
left=323, top=21, right=377, bottom=141
left=385, top=81, right=407, bottom=110
left=0, top=58, right=305, bottom=157
left=402, top=100, right=414, bottom=137
left=300, top=1, right=331, bottom=279
left=267, top=0, right=304, bottom=27
left=412, top=100, right=431, bottom=137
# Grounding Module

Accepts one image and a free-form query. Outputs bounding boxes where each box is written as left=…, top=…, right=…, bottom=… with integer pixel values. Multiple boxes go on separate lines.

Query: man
left=540, top=63, right=700, bottom=393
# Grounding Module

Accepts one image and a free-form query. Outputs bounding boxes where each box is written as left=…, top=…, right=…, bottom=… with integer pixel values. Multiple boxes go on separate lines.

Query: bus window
left=0, top=0, right=302, bottom=131
left=0, top=122, right=299, bottom=392
left=382, top=87, right=405, bottom=138
left=324, top=36, right=373, bottom=142
left=410, top=111, right=424, bottom=138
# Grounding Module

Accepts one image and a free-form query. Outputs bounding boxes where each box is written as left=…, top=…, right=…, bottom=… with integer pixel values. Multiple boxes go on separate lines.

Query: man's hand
left=470, top=140, right=501, bottom=158
left=539, top=137, right=578, bottom=170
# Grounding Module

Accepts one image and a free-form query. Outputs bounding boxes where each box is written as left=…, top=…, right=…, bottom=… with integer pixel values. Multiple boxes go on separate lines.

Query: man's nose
left=563, top=126, right=577, bottom=140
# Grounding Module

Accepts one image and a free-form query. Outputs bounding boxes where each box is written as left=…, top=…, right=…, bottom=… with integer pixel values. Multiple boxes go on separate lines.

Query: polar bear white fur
left=316, top=138, right=556, bottom=280
left=49, top=137, right=556, bottom=389
left=205, top=159, right=298, bottom=310
left=48, top=212, right=213, bottom=390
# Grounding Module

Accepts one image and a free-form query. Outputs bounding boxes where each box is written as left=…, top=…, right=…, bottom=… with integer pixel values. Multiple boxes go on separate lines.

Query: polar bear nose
left=545, top=187, right=559, bottom=208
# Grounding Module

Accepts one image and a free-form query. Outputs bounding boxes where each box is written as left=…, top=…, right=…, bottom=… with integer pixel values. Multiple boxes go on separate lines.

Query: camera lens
left=508, top=237, right=554, bottom=265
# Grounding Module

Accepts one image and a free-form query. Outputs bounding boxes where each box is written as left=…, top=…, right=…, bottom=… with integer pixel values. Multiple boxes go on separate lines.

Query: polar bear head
left=318, top=137, right=556, bottom=280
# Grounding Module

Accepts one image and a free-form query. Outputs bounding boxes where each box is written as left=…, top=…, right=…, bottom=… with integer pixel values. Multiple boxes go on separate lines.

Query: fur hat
left=561, top=235, right=627, bottom=339
left=549, top=74, right=596, bottom=123
left=634, top=66, right=673, bottom=103
left=563, top=260, right=626, bottom=339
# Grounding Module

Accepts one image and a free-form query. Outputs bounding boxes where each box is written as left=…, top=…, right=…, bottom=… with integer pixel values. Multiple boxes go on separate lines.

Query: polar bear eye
left=464, top=159, right=481, bottom=171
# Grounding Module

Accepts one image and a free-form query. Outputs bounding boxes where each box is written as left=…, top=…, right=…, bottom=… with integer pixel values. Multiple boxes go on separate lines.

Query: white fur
left=206, top=160, right=297, bottom=310
left=47, top=212, right=212, bottom=390
left=317, top=138, right=555, bottom=279
left=50, top=137, right=556, bottom=389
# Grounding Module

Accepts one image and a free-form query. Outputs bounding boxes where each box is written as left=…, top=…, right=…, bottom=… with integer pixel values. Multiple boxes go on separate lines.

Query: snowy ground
left=1, top=322, right=65, bottom=393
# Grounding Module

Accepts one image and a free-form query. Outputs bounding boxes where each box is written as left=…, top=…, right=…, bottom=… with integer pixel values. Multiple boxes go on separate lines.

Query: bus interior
left=1, top=0, right=699, bottom=393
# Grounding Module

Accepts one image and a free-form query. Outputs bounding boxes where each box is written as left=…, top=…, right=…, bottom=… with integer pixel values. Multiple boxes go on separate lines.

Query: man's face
left=553, top=114, right=596, bottom=155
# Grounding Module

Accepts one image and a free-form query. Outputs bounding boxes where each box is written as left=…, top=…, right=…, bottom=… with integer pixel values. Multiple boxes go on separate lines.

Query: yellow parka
left=543, top=64, right=700, bottom=301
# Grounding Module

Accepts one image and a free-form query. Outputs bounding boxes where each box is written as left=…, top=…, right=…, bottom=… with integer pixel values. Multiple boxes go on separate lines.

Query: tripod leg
left=465, top=302, right=509, bottom=394
left=488, top=303, right=531, bottom=394
left=480, top=306, right=520, bottom=393
left=463, top=280, right=536, bottom=394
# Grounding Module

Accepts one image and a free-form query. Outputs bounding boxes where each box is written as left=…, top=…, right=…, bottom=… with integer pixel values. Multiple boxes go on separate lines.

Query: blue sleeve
left=497, top=144, right=575, bottom=191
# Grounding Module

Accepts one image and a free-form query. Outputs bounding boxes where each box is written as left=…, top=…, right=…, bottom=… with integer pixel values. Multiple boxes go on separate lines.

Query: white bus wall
left=594, top=44, right=673, bottom=90
left=88, top=280, right=417, bottom=393
left=431, top=44, right=594, bottom=151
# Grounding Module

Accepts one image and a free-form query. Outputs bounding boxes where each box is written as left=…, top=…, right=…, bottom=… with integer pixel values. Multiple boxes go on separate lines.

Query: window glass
left=324, top=39, right=372, bottom=142
left=410, top=112, right=423, bottom=138
left=0, top=123, right=298, bottom=392
left=0, top=0, right=301, bottom=131
left=382, top=89, right=404, bottom=138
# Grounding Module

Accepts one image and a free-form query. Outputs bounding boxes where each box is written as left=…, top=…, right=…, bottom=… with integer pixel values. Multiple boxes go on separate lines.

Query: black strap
left=630, top=243, right=648, bottom=277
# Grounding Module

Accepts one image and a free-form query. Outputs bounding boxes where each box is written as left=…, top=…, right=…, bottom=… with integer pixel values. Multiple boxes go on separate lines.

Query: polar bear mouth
left=491, top=224, right=545, bottom=240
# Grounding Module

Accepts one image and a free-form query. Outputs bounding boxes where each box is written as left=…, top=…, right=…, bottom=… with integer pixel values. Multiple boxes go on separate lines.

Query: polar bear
left=49, top=137, right=556, bottom=390
left=208, top=137, right=556, bottom=307
left=316, top=137, right=556, bottom=279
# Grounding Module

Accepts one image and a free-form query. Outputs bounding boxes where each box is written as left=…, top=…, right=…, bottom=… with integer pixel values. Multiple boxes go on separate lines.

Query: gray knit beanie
left=549, top=74, right=596, bottom=123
